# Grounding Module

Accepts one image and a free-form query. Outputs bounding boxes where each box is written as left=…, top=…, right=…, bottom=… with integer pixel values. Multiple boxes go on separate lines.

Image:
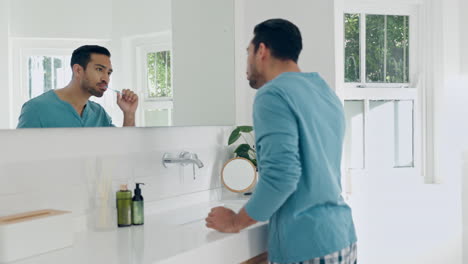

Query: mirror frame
left=221, top=157, right=257, bottom=193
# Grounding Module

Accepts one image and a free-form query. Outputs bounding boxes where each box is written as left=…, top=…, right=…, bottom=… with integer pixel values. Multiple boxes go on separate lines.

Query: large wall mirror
left=0, top=0, right=235, bottom=129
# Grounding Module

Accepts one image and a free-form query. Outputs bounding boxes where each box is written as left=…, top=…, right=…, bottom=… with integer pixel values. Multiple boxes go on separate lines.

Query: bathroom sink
left=155, top=200, right=246, bottom=227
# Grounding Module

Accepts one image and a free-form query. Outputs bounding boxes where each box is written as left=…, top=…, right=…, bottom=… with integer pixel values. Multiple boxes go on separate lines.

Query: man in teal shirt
left=205, top=19, right=357, bottom=263
left=17, top=45, right=138, bottom=128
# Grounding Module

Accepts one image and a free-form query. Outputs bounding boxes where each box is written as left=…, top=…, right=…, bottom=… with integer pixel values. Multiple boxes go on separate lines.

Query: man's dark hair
left=252, top=18, right=302, bottom=63
left=70, top=45, right=111, bottom=70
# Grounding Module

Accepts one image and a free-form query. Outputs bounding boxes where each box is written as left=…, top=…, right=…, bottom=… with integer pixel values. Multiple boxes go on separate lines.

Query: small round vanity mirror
left=221, top=158, right=257, bottom=193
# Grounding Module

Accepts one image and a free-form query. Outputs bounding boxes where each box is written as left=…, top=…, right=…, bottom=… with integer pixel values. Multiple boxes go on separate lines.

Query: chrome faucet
left=162, top=151, right=204, bottom=168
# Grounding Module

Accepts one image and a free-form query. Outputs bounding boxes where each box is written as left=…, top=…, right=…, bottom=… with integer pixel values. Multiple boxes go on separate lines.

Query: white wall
left=461, top=0, right=468, bottom=75
left=9, top=0, right=112, bottom=39
left=172, top=0, right=236, bottom=126
left=459, top=4, right=468, bottom=260
left=112, top=0, right=171, bottom=37
left=461, top=2, right=468, bottom=256
left=431, top=2, right=465, bottom=262
left=451, top=74, right=468, bottom=264
left=240, top=0, right=337, bottom=89
left=0, top=126, right=233, bottom=229
left=459, top=1, right=468, bottom=260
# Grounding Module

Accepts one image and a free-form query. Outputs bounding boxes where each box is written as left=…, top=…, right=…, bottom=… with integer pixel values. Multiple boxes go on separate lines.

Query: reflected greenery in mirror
left=147, top=51, right=172, bottom=98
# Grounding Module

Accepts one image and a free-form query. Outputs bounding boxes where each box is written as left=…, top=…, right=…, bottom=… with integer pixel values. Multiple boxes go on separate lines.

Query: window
left=340, top=5, right=420, bottom=176
left=344, top=100, right=365, bottom=169
left=365, top=15, right=409, bottom=84
left=367, top=100, right=414, bottom=168
left=141, top=48, right=173, bottom=127
left=131, top=32, right=173, bottom=127
left=147, top=51, right=172, bottom=98
left=344, top=13, right=411, bottom=87
left=144, top=50, right=173, bottom=126
left=344, top=99, right=416, bottom=169
left=344, top=14, right=361, bottom=83
left=28, top=55, right=71, bottom=99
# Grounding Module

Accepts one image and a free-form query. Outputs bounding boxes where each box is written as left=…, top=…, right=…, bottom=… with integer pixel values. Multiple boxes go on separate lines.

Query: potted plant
left=228, top=126, right=257, bottom=167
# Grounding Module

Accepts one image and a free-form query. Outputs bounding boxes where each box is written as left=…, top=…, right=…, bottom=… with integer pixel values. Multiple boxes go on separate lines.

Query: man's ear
left=72, top=64, right=84, bottom=78
left=256, top=43, right=269, bottom=60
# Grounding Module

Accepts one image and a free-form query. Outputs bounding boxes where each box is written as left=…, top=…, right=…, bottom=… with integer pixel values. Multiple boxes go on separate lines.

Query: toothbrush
left=107, top=88, right=121, bottom=94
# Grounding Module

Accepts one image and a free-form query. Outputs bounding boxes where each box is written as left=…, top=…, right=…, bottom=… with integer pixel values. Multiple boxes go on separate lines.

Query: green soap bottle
left=116, top=184, right=132, bottom=227
left=132, top=183, right=145, bottom=225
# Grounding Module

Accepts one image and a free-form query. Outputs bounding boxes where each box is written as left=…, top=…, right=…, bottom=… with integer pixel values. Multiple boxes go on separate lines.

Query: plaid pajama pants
left=269, top=243, right=357, bottom=264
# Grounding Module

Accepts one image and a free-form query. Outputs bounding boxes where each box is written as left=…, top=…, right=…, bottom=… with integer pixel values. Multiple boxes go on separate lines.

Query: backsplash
left=0, top=126, right=234, bottom=227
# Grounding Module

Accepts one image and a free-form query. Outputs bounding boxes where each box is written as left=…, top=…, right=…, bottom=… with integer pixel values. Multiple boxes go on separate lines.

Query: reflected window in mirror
left=144, top=50, right=172, bottom=126
left=135, top=33, right=173, bottom=127
left=147, top=51, right=172, bottom=98
left=28, top=55, right=71, bottom=99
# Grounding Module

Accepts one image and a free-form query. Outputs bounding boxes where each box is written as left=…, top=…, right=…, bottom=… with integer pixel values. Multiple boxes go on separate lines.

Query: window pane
left=147, top=51, right=172, bottom=98
left=368, top=100, right=414, bottom=168
left=28, top=56, right=70, bottom=99
left=386, top=15, right=409, bottom=83
left=53, top=58, right=62, bottom=90
left=394, top=100, right=414, bottom=167
left=144, top=109, right=172, bottom=127
left=43, top=56, right=52, bottom=92
left=29, top=56, right=45, bottom=99
left=366, top=15, right=385, bottom=83
left=344, top=100, right=365, bottom=169
left=366, top=15, right=410, bottom=84
left=344, top=14, right=361, bottom=83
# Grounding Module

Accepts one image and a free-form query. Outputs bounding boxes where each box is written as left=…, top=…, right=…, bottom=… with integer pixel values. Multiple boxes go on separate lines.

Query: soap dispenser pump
left=132, top=183, right=145, bottom=225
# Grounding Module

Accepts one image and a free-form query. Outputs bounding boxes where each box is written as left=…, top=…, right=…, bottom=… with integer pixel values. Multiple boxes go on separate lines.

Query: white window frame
left=125, top=32, right=173, bottom=127
left=339, top=3, right=424, bottom=182
left=10, top=38, right=109, bottom=129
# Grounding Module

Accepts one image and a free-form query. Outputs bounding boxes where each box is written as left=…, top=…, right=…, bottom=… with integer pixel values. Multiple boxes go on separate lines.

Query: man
left=17, top=45, right=138, bottom=128
left=205, top=19, right=357, bottom=264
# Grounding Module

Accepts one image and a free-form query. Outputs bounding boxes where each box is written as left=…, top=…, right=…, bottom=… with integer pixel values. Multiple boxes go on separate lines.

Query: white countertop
left=12, top=199, right=268, bottom=264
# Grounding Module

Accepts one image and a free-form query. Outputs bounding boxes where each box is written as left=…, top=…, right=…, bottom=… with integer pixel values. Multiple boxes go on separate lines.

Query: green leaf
left=237, top=126, right=253, bottom=133
left=251, top=159, right=257, bottom=167
left=234, top=144, right=251, bottom=154
left=228, top=126, right=254, bottom=145
left=236, top=151, right=250, bottom=160
left=228, top=127, right=241, bottom=145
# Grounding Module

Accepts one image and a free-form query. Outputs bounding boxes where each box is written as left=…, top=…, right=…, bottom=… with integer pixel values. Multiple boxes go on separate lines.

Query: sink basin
left=154, top=200, right=246, bottom=227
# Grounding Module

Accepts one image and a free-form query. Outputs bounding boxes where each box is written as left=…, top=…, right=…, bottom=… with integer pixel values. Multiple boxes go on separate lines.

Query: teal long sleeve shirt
left=244, top=72, right=357, bottom=263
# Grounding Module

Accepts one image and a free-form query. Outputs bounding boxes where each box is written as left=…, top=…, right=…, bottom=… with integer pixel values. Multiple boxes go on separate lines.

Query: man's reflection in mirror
left=17, top=45, right=139, bottom=128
